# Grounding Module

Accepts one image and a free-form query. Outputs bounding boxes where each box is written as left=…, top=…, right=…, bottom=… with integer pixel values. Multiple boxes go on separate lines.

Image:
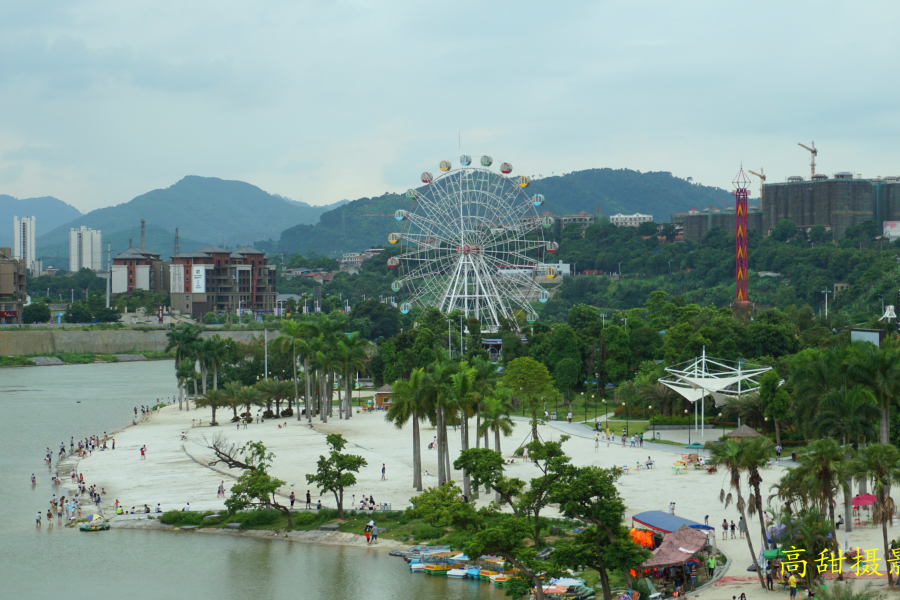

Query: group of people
left=36, top=493, right=84, bottom=527
left=353, top=494, right=378, bottom=511
left=720, top=517, right=747, bottom=540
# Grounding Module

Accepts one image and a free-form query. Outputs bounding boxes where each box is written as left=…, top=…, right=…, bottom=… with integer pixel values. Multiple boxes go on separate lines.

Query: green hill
left=270, top=168, right=735, bottom=256
left=0, top=195, right=82, bottom=247
left=35, top=176, right=345, bottom=255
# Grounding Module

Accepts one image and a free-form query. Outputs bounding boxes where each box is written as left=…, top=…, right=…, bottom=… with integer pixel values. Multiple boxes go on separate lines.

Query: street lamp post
left=623, top=402, right=628, bottom=437
left=719, top=412, right=724, bottom=440
left=649, top=404, right=654, bottom=441
left=685, top=409, right=691, bottom=445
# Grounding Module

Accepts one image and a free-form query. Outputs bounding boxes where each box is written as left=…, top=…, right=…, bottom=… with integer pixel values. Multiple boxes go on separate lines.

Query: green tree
left=63, top=301, right=92, bottom=323
left=92, top=307, right=120, bottom=323
left=206, top=439, right=294, bottom=529
left=502, top=357, right=556, bottom=441
left=194, top=389, right=229, bottom=425
left=551, top=466, right=653, bottom=600
left=274, top=320, right=318, bottom=421
left=851, top=444, right=900, bottom=588
left=335, top=332, right=369, bottom=420
left=554, top=358, right=579, bottom=413
left=757, top=371, right=790, bottom=446
left=709, top=440, right=766, bottom=590
left=166, top=325, right=202, bottom=410
left=305, top=433, right=367, bottom=518
left=847, top=342, right=900, bottom=444
left=770, top=219, right=797, bottom=242
left=22, top=302, right=51, bottom=324
left=386, top=368, right=430, bottom=491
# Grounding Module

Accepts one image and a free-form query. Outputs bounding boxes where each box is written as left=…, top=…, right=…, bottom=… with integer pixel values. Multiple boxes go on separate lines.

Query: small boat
left=466, top=567, right=482, bottom=579
left=424, top=564, right=453, bottom=575
left=493, top=576, right=510, bottom=586
left=409, top=563, right=425, bottom=573
left=79, top=521, right=110, bottom=532
left=479, top=570, right=498, bottom=580
left=447, top=568, right=468, bottom=578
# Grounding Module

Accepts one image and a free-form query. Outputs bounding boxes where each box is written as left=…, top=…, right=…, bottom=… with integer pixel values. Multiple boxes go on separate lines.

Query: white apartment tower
left=13, top=216, right=36, bottom=274
left=69, top=226, right=103, bottom=272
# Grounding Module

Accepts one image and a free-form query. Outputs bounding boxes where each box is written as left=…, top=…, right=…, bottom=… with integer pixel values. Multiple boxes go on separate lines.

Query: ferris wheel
left=386, top=155, right=559, bottom=331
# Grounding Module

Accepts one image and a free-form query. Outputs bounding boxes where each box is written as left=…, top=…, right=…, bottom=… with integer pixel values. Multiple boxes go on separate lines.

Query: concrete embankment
left=0, top=329, right=263, bottom=356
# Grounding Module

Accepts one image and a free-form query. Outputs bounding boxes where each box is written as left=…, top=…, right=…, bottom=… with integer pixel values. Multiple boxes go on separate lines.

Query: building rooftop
left=195, top=245, right=230, bottom=254
left=175, top=251, right=212, bottom=258
left=233, top=246, right=265, bottom=255
left=114, top=248, right=160, bottom=260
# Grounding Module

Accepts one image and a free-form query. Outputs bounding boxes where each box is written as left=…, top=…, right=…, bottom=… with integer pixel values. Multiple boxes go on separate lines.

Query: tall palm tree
left=813, top=384, right=878, bottom=445
left=386, top=368, right=430, bottom=490
left=471, top=357, right=500, bottom=449
left=852, top=444, right=900, bottom=588
left=846, top=342, right=900, bottom=444
left=424, top=357, right=457, bottom=484
left=274, top=320, right=319, bottom=421
left=449, top=361, right=477, bottom=498
left=203, top=335, right=228, bottom=390
left=791, top=347, right=843, bottom=429
left=194, top=389, right=228, bottom=425
left=222, top=381, right=244, bottom=420
left=175, top=360, right=194, bottom=411
left=709, top=439, right=765, bottom=590
left=335, top=333, right=369, bottom=420
left=166, top=325, right=201, bottom=410
left=792, top=437, right=847, bottom=527
left=256, top=379, right=294, bottom=417
left=740, top=436, right=775, bottom=551
left=639, top=382, right=678, bottom=417
left=477, top=392, right=515, bottom=455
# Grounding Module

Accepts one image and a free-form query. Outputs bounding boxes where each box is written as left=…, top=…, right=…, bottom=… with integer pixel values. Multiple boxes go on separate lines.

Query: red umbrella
left=852, top=493, right=876, bottom=506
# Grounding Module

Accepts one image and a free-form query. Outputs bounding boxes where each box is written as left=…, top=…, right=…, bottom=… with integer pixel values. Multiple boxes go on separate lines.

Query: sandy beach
left=63, top=401, right=899, bottom=598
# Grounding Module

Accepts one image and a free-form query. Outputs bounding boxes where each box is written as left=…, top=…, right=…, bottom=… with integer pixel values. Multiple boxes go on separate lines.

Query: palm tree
left=639, top=382, right=678, bottom=417
left=813, top=384, right=879, bottom=445
left=791, top=347, right=843, bottom=430
left=274, top=320, right=318, bottom=421
left=175, top=360, right=194, bottom=411
left=449, top=361, right=477, bottom=498
left=478, top=392, right=515, bottom=455
left=203, top=335, right=228, bottom=390
left=740, top=436, right=775, bottom=551
left=194, top=389, right=228, bottom=425
left=814, top=582, right=886, bottom=600
left=386, top=368, right=430, bottom=490
left=771, top=507, right=835, bottom=589
left=256, top=379, right=294, bottom=417
left=792, top=437, right=848, bottom=527
left=846, top=342, right=900, bottom=444
left=166, top=325, right=201, bottom=410
left=852, top=443, right=900, bottom=588
left=470, top=357, right=500, bottom=449
left=335, top=333, right=369, bottom=420
left=222, top=381, right=244, bottom=420
left=709, top=439, right=765, bottom=590
left=424, top=357, right=457, bottom=484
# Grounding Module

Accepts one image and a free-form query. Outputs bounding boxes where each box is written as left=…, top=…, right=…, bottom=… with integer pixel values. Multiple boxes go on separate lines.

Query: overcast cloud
left=1, top=0, right=899, bottom=212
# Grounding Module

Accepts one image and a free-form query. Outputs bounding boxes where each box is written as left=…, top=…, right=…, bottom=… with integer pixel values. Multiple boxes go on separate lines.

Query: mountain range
left=269, top=168, right=736, bottom=257
left=5, top=168, right=740, bottom=263
left=34, top=176, right=346, bottom=260
left=0, top=195, right=82, bottom=248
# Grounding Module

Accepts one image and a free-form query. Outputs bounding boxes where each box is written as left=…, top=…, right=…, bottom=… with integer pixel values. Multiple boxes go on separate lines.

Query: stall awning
left=641, top=525, right=711, bottom=570
left=632, top=511, right=714, bottom=535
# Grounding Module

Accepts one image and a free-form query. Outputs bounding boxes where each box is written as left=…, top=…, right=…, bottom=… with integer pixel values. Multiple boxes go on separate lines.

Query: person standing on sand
left=381, top=464, right=386, bottom=481
left=371, top=523, right=379, bottom=544
left=306, top=490, right=311, bottom=509
left=738, top=516, right=746, bottom=539
left=218, top=482, right=225, bottom=498
left=36, top=511, right=41, bottom=527
left=140, top=446, right=146, bottom=460
left=729, top=520, right=736, bottom=539
left=289, top=492, right=295, bottom=508
left=721, top=519, right=728, bottom=540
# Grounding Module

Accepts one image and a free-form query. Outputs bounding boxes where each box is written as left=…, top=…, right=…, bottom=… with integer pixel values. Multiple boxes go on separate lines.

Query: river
left=0, top=361, right=495, bottom=600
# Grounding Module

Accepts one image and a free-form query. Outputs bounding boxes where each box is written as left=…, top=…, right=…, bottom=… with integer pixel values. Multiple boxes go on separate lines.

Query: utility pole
left=105, top=242, right=111, bottom=308
left=264, top=328, right=268, bottom=379
left=822, top=288, right=831, bottom=318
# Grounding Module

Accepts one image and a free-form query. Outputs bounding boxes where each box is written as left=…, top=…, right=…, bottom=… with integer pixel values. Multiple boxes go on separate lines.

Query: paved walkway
left=510, top=415, right=710, bottom=458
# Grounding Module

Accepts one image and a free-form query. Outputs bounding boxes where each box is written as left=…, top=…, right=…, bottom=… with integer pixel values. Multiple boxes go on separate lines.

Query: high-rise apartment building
left=69, top=226, right=103, bottom=272
left=13, top=216, right=36, bottom=274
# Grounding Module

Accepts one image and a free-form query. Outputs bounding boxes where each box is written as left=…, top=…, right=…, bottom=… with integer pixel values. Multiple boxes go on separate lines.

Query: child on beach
left=721, top=519, right=728, bottom=540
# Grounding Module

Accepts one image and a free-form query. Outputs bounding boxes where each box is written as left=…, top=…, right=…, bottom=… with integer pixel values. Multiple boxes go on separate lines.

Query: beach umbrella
left=851, top=493, right=876, bottom=506
left=86, top=514, right=104, bottom=522
left=725, top=424, right=762, bottom=439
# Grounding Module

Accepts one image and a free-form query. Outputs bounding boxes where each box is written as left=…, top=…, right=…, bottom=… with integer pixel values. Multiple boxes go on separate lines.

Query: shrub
left=159, top=511, right=211, bottom=526
left=230, top=509, right=281, bottom=527
left=513, top=446, right=524, bottom=457
left=292, top=512, right=318, bottom=526
left=280, top=408, right=293, bottom=417
left=415, top=524, right=445, bottom=540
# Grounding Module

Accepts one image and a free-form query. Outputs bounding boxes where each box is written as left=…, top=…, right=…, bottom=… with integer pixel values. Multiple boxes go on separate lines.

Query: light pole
left=822, top=288, right=831, bottom=318
left=719, top=412, right=724, bottom=440
left=649, top=404, right=654, bottom=441
left=685, top=409, right=691, bottom=445
left=623, top=401, right=628, bottom=437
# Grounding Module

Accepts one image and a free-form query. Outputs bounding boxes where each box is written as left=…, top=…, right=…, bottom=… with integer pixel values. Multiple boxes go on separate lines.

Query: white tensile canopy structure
left=660, top=347, right=771, bottom=437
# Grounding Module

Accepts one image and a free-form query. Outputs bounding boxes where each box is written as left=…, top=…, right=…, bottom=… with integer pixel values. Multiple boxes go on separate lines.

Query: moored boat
left=447, top=568, right=468, bottom=578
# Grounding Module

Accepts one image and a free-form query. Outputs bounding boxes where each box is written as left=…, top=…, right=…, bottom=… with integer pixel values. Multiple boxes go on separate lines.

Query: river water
left=0, top=361, right=494, bottom=600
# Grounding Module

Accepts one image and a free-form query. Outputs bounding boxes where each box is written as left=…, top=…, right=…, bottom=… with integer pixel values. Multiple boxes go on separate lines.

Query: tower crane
left=748, top=168, right=766, bottom=210
left=798, top=141, right=817, bottom=179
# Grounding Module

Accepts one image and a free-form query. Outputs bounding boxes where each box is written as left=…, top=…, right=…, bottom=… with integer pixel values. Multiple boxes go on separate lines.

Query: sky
left=2, top=0, right=900, bottom=213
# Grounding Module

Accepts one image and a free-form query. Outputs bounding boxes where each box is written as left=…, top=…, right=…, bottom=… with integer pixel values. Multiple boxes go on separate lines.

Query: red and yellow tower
left=733, top=168, right=750, bottom=303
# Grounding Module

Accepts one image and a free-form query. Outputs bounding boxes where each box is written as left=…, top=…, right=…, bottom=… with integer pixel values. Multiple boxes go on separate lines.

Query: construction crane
left=798, top=141, right=817, bottom=179
left=748, top=168, right=766, bottom=210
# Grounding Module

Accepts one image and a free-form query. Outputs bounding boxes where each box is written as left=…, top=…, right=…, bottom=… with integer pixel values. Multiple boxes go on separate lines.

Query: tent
left=640, top=525, right=711, bottom=569
left=726, top=424, right=762, bottom=439
left=852, top=493, right=876, bottom=507
left=632, top=511, right=714, bottom=535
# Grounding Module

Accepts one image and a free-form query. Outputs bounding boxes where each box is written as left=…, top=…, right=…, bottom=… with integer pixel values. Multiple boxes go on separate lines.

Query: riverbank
left=56, top=398, right=900, bottom=599
left=0, top=351, right=174, bottom=367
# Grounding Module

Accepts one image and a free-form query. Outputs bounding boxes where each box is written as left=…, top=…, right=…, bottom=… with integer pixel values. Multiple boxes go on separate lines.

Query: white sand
left=66, top=403, right=898, bottom=598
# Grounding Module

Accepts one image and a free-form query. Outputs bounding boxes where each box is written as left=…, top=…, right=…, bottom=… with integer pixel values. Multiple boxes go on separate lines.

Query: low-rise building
left=609, top=213, right=653, bottom=227
left=0, top=247, right=26, bottom=324
left=111, top=247, right=170, bottom=293
left=169, top=246, right=276, bottom=318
